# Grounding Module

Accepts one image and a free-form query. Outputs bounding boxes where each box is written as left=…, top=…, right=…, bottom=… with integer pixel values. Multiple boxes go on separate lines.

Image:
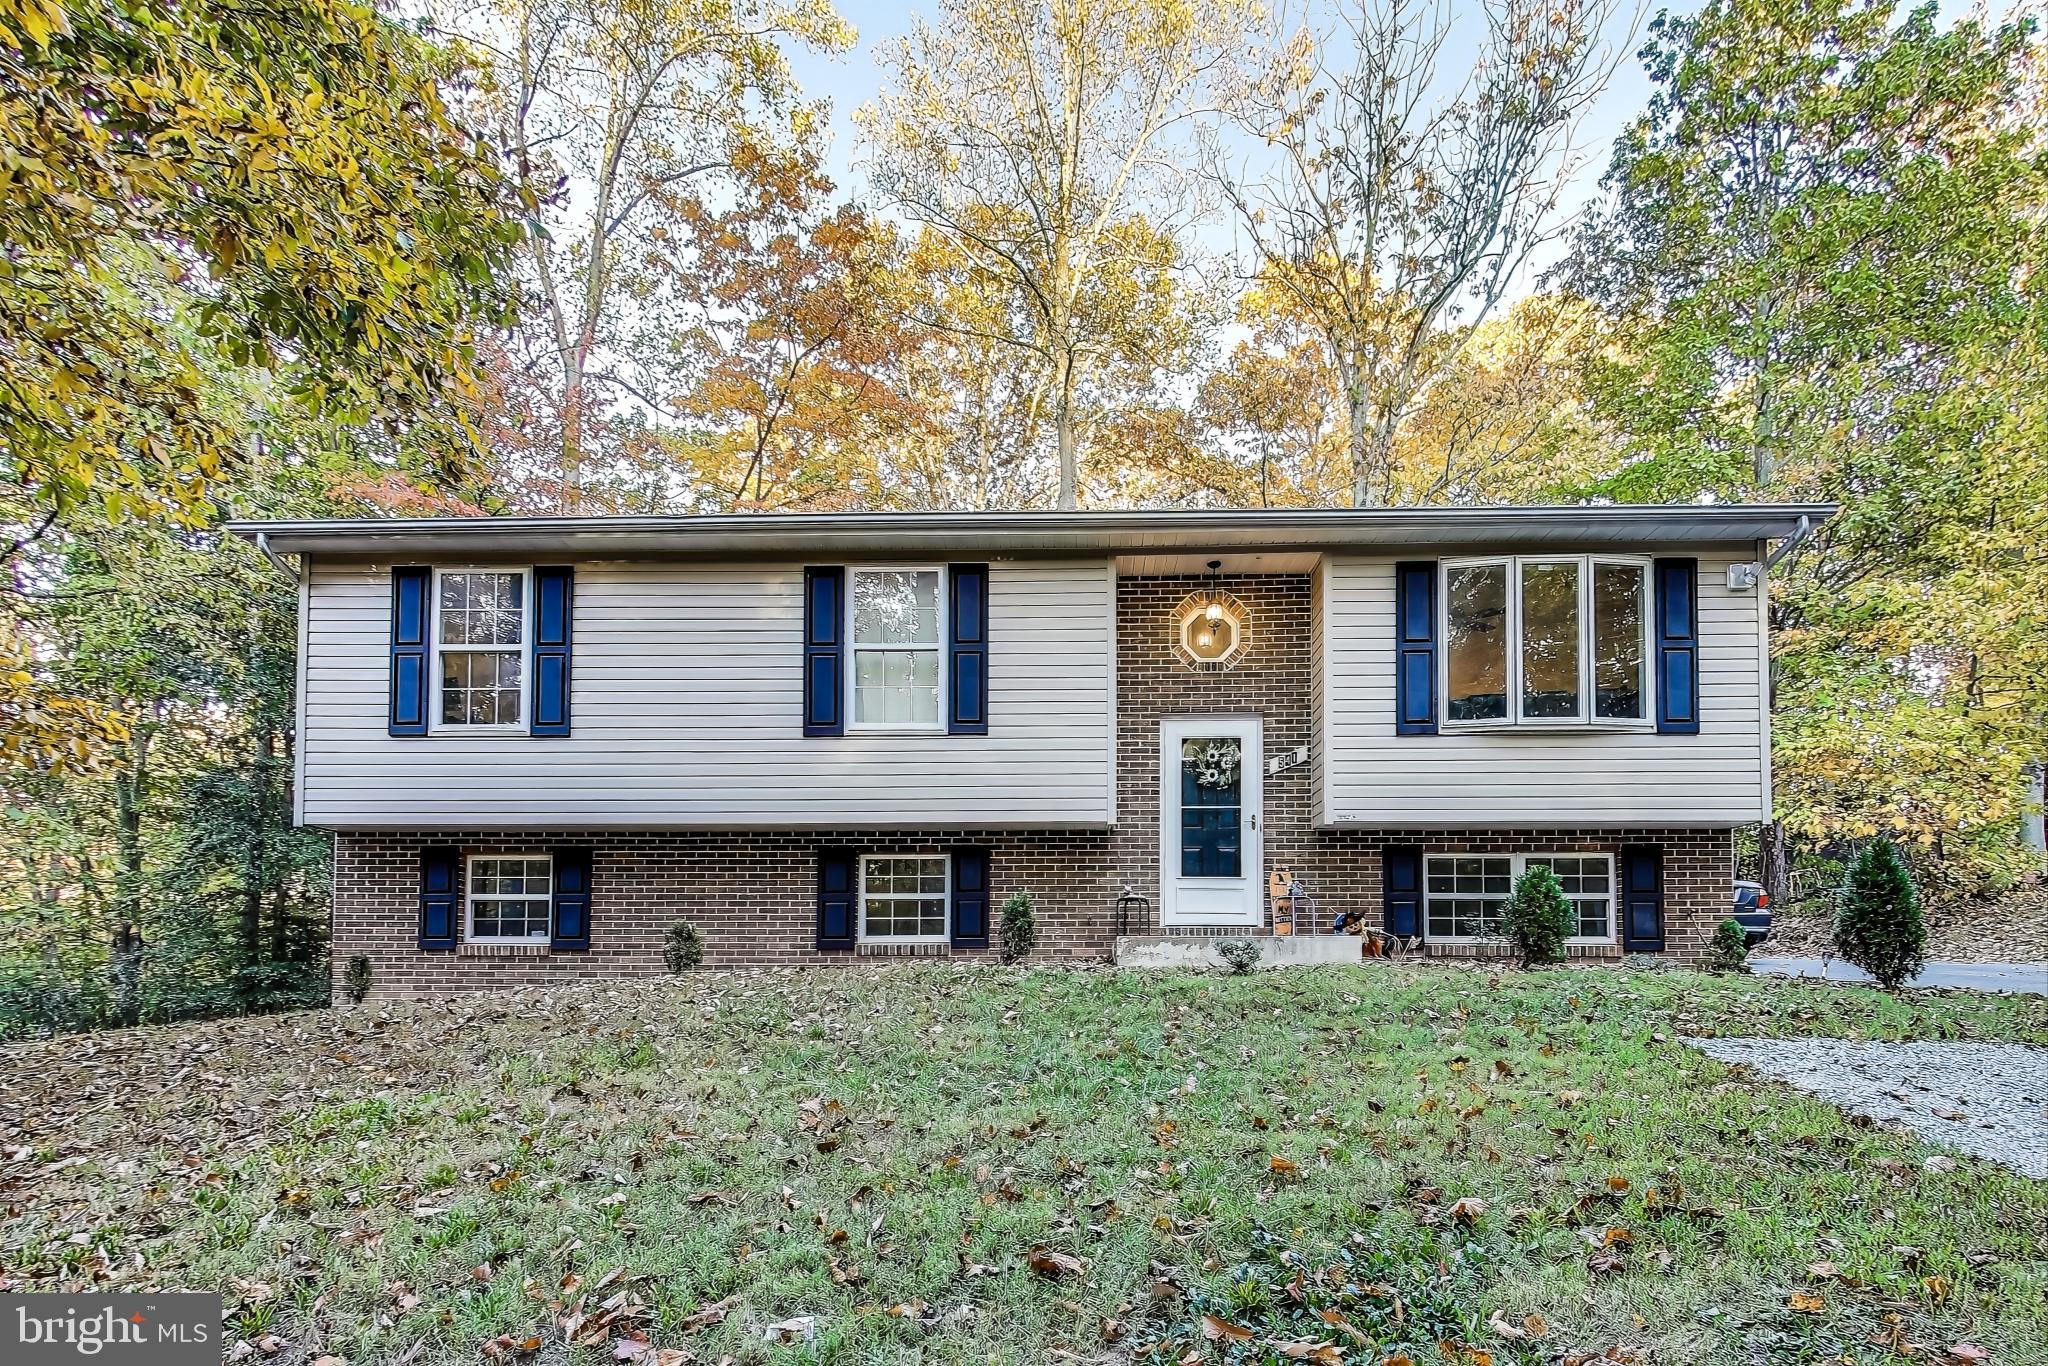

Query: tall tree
left=1218, top=0, right=1622, bottom=506
left=1568, top=0, right=2048, bottom=892
left=445, top=0, right=853, bottom=504
left=862, top=0, right=1251, bottom=509
left=0, top=0, right=523, bottom=770
left=664, top=148, right=925, bottom=510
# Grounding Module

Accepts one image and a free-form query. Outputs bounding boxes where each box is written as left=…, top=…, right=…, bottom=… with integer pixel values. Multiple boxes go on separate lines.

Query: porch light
left=1173, top=561, right=1251, bottom=672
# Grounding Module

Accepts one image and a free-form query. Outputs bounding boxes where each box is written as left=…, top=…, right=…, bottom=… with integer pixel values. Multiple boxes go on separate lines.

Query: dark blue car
left=1732, top=881, right=1771, bottom=947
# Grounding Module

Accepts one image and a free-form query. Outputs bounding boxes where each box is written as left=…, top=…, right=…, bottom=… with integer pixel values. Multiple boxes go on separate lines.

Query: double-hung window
left=1424, top=853, right=1614, bottom=944
left=1441, top=555, right=1650, bottom=728
left=859, top=855, right=949, bottom=942
left=849, top=568, right=943, bottom=730
left=435, top=569, right=528, bottom=728
left=466, top=854, right=553, bottom=943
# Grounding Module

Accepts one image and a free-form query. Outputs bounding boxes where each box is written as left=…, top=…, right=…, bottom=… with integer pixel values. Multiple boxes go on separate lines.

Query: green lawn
left=3, top=964, right=2044, bottom=1365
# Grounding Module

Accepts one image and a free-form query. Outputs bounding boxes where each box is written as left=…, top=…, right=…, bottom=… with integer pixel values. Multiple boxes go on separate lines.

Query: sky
left=783, top=0, right=1670, bottom=298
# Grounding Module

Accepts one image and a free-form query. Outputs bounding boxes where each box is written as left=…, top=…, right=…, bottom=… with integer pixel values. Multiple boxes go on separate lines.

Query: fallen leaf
left=1026, top=1247, right=1086, bottom=1279
left=678, top=1295, right=735, bottom=1332
left=1201, top=1315, right=1253, bottom=1343
left=1788, top=1291, right=1825, bottom=1314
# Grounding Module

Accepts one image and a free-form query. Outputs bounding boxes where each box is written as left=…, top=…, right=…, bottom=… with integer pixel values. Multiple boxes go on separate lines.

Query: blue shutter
left=551, top=847, right=592, bottom=951
left=418, top=847, right=459, bottom=950
left=1654, top=558, right=1700, bottom=735
left=951, top=847, right=991, bottom=949
left=803, top=567, right=844, bottom=737
left=1383, top=846, right=1422, bottom=938
left=1393, top=562, right=1437, bottom=735
left=816, top=848, right=856, bottom=951
left=531, top=566, right=573, bottom=737
left=1620, top=846, right=1665, bottom=952
left=389, top=567, right=430, bottom=736
left=948, top=564, right=989, bottom=735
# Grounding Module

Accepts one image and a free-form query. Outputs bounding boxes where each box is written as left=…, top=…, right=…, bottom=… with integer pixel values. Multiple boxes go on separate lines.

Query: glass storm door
left=1158, top=716, right=1263, bottom=926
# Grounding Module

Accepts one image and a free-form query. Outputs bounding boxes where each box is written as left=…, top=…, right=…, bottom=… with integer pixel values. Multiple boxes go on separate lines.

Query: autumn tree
left=442, top=0, right=853, bottom=505
left=1392, top=294, right=1612, bottom=505
left=663, top=147, right=925, bottom=510
left=1217, top=0, right=1623, bottom=506
left=1190, top=285, right=1345, bottom=507
left=862, top=0, right=1252, bottom=509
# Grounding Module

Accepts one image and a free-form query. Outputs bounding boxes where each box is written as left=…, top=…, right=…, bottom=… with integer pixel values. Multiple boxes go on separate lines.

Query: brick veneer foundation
left=329, top=570, right=1736, bottom=999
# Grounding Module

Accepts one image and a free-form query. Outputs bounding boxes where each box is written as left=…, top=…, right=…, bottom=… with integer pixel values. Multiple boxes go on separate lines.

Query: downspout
left=1763, top=514, right=1813, bottom=572
left=254, top=531, right=297, bottom=577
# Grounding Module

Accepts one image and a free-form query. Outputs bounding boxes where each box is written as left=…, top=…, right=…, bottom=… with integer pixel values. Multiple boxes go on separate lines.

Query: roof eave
left=225, top=504, right=1838, bottom=559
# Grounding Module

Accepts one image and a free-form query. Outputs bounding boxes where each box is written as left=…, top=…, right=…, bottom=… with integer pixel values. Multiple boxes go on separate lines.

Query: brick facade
left=328, top=570, right=1737, bottom=999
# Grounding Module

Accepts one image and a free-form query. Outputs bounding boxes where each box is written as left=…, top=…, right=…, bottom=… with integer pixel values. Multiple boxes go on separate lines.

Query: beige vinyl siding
left=1321, top=550, right=1769, bottom=827
left=300, top=558, right=1115, bottom=829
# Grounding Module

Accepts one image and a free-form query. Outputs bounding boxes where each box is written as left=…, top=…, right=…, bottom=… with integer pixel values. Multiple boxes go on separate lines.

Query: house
left=228, top=504, right=1831, bottom=997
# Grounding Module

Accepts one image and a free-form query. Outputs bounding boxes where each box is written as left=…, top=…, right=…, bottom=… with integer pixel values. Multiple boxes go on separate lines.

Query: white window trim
left=464, top=852, right=554, bottom=945
left=430, top=566, right=531, bottom=734
left=1423, top=852, right=1617, bottom=947
left=845, top=565, right=947, bottom=734
left=1439, top=554, right=1654, bottom=733
left=858, top=853, right=951, bottom=944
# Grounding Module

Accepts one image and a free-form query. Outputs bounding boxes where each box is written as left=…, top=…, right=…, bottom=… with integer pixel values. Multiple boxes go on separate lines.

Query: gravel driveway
left=1687, top=1038, right=2048, bottom=1178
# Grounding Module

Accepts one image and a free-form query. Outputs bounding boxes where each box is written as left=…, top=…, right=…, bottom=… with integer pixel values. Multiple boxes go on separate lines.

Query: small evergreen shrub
left=1834, top=839, right=1926, bottom=990
left=343, top=954, right=373, bottom=1004
left=999, top=891, right=1037, bottom=965
left=663, top=921, right=705, bottom=973
left=1706, top=918, right=1749, bottom=974
left=1215, top=938, right=1263, bottom=974
left=1500, top=864, right=1574, bottom=969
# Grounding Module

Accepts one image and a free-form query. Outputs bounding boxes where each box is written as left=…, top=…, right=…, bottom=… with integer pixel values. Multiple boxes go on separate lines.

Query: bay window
left=1442, top=555, right=1650, bottom=728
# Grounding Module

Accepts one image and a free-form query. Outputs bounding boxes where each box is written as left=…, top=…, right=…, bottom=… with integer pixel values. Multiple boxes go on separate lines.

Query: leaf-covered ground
left=2, top=964, right=2043, bottom=1366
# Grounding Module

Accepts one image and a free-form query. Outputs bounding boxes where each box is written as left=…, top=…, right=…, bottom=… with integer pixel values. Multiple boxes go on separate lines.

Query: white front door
left=1159, top=715, right=1263, bottom=927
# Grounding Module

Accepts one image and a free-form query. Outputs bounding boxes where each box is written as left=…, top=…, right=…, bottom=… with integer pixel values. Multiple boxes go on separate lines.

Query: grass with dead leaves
left=2, top=964, right=2043, bottom=1366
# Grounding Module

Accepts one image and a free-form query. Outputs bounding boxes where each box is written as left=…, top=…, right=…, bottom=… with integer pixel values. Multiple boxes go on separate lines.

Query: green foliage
left=1214, top=937, right=1263, bottom=974
left=343, top=956, right=373, bottom=1006
left=1708, top=918, right=1750, bottom=974
left=663, top=921, right=705, bottom=973
left=0, top=0, right=521, bottom=532
left=998, top=891, right=1037, bottom=965
left=0, top=962, right=111, bottom=1041
left=1500, top=864, right=1574, bottom=969
left=1568, top=0, right=2048, bottom=893
left=1835, top=839, right=1927, bottom=990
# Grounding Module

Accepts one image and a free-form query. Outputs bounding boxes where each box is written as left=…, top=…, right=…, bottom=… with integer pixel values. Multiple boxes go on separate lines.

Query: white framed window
left=1441, top=555, right=1650, bottom=729
left=434, top=568, right=528, bottom=729
left=848, top=567, right=944, bottom=731
left=859, top=854, right=949, bottom=942
left=1423, top=853, right=1615, bottom=945
left=466, top=853, right=553, bottom=943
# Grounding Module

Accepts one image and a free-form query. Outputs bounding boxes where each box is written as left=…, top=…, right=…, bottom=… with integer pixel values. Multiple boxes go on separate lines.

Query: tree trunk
left=1338, top=350, right=1374, bottom=508
left=1759, top=819, right=1791, bottom=909
left=1054, top=349, right=1079, bottom=511
left=111, top=734, right=150, bottom=934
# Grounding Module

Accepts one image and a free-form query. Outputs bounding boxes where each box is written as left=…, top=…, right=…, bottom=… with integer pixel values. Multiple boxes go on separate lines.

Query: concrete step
left=1113, top=933, right=1362, bottom=971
